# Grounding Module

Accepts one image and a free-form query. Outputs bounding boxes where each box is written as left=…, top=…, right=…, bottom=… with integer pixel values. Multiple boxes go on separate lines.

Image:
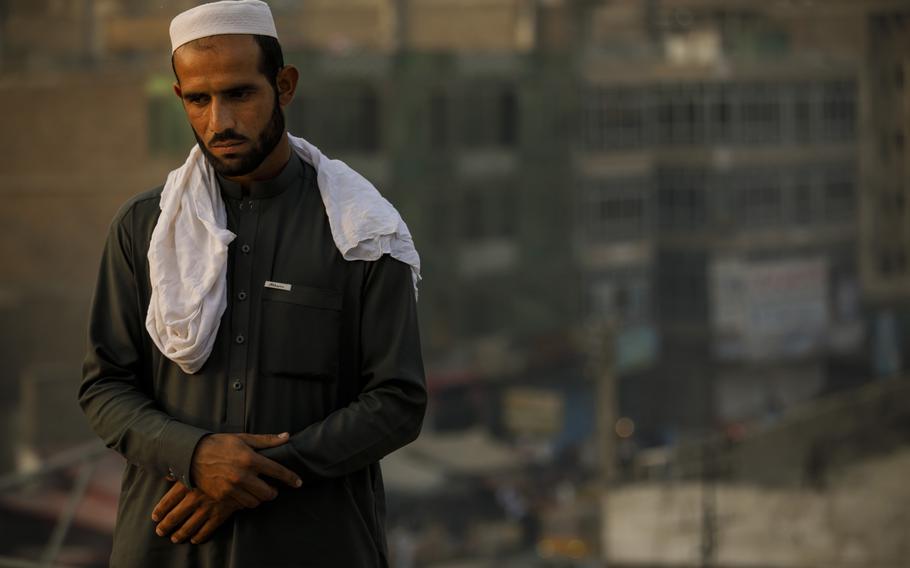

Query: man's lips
left=209, top=140, right=247, bottom=154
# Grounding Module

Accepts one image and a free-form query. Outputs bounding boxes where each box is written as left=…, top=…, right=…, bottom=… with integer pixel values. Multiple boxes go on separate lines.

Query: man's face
left=172, top=35, right=285, bottom=178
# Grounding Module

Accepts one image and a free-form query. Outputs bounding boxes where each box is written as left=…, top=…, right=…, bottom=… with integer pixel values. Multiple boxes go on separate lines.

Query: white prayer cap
left=169, top=0, right=278, bottom=54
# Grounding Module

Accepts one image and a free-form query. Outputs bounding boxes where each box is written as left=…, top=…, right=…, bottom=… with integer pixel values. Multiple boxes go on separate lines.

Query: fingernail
left=295, top=478, right=302, bottom=487
left=278, top=432, right=289, bottom=439
left=191, top=539, right=199, bottom=545
left=151, top=515, right=158, bottom=522
left=171, top=536, right=179, bottom=543
left=156, top=529, right=163, bottom=536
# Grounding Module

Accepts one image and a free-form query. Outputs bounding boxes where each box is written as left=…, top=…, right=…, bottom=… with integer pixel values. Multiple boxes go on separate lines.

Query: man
left=78, top=1, right=426, bottom=566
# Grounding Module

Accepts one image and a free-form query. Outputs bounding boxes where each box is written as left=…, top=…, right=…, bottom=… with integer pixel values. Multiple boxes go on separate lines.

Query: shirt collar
left=216, top=152, right=303, bottom=200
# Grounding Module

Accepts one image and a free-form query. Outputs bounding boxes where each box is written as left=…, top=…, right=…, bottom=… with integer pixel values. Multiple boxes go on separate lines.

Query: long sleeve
left=78, top=203, right=209, bottom=488
left=260, top=254, right=427, bottom=480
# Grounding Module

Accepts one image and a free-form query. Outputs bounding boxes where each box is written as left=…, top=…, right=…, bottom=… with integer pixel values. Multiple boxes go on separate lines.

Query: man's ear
left=275, top=65, right=299, bottom=107
left=173, top=82, right=183, bottom=100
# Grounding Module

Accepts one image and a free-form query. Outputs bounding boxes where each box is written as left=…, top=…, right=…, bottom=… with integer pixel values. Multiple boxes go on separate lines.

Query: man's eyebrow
left=220, top=84, right=259, bottom=94
left=180, top=84, right=259, bottom=99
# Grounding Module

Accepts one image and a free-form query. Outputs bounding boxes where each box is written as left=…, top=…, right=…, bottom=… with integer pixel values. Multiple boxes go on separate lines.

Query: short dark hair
left=252, top=35, right=284, bottom=86
left=171, top=34, right=285, bottom=87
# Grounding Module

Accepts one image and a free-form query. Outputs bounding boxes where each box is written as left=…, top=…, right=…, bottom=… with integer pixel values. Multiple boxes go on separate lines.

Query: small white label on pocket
left=264, top=281, right=292, bottom=291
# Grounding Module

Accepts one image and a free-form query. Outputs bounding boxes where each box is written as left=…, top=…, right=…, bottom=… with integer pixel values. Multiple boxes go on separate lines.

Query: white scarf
left=145, top=134, right=421, bottom=374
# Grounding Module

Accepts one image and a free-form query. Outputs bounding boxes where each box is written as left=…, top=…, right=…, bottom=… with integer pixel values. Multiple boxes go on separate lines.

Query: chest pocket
left=259, top=284, right=342, bottom=381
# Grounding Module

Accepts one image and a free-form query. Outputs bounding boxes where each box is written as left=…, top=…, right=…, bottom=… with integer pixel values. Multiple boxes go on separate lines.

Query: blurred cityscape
left=1, top=0, right=910, bottom=566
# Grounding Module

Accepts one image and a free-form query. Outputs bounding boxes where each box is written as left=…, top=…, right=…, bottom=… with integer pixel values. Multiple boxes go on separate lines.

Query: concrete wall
left=608, top=448, right=910, bottom=567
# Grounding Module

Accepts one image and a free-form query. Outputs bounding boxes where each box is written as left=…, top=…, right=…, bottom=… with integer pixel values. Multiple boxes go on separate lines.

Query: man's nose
left=208, top=98, right=236, bottom=135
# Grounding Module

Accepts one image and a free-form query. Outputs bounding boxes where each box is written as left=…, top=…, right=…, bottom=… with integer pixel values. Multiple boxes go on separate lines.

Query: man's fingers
left=229, top=487, right=262, bottom=509
left=234, top=432, right=289, bottom=449
left=250, top=453, right=302, bottom=489
left=240, top=475, right=278, bottom=503
left=156, top=494, right=199, bottom=537
left=170, top=506, right=209, bottom=544
left=152, top=483, right=189, bottom=523
left=190, top=512, right=231, bottom=545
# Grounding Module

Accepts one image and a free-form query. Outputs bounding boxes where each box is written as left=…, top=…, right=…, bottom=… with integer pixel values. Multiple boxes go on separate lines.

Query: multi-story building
left=859, top=5, right=910, bottom=379
left=1, top=0, right=897, bottom=454
left=577, top=0, right=868, bottom=441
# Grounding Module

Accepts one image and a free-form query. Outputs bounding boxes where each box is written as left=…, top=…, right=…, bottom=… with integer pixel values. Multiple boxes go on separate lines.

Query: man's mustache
left=209, top=130, right=249, bottom=145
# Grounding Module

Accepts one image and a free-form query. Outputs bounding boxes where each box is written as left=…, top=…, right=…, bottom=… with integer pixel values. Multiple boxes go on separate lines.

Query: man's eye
left=186, top=96, right=208, bottom=105
left=229, top=90, right=251, bottom=100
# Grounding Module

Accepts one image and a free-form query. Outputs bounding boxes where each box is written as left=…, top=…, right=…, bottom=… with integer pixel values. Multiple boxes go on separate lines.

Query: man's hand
left=152, top=481, right=240, bottom=544
left=190, top=432, right=302, bottom=508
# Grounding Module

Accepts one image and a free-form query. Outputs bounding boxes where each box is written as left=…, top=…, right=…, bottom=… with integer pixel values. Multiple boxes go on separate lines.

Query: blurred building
left=859, top=6, right=910, bottom=381
left=4, top=0, right=910, bottom=565
left=0, top=0, right=904, bottom=489
left=862, top=7, right=910, bottom=302
left=578, top=0, right=870, bottom=442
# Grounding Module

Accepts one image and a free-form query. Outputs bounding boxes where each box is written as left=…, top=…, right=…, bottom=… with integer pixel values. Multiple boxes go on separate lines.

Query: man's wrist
left=158, top=421, right=211, bottom=489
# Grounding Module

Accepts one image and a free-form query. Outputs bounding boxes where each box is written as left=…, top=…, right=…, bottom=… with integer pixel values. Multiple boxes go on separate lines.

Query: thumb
left=235, top=432, right=290, bottom=449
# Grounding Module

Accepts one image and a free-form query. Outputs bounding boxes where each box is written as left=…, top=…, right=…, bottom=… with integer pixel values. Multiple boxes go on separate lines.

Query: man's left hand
left=152, top=481, right=242, bottom=544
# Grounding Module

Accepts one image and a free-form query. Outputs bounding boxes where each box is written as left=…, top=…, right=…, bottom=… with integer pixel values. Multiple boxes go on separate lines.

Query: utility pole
left=392, top=0, right=408, bottom=53
left=82, top=0, right=98, bottom=67
left=592, top=319, right=617, bottom=566
left=0, top=0, right=8, bottom=71
left=700, top=439, right=717, bottom=567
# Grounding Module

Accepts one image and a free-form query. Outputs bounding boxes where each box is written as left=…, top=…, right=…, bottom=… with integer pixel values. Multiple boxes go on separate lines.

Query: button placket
left=225, top=198, right=259, bottom=429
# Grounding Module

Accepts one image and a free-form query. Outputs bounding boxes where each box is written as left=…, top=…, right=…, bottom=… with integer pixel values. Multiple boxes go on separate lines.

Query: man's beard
left=195, top=95, right=286, bottom=178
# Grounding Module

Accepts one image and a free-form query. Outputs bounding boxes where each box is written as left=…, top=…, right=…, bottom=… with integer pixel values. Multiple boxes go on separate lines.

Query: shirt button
left=235, top=334, right=245, bottom=344
left=238, top=291, right=248, bottom=301
left=232, top=381, right=243, bottom=391
left=241, top=244, right=251, bottom=254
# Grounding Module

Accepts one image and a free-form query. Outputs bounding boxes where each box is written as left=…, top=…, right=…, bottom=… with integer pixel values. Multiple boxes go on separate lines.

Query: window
left=739, top=84, right=781, bottom=144
left=683, top=87, right=703, bottom=144
left=657, top=250, right=708, bottom=323
left=459, top=82, right=519, bottom=149
left=790, top=83, right=816, bottom=144
left=590, top=272, right=652, bottom=325
left=791, top=174, right=815, bottom=225
left=583, top=87, right=645, bottom=150
left=499, top=90, right=518, bottom=147
left=819, top=81, right=856, bottom=142
left=661, top=84, right=703, bottom=146
left=581, top=177, right=651, bottom=241
left=583, top=79, right=855, bottom=151
left=706, top=83, right=734, bottom=144
left=461, top=182, right=516, bottom=242
left=879, top=249, right=907, bottom=276
left=288, top=82, right=382, bottom=154
left=429, top=90, right=448, bottom=149
left=657, top=168, right=707, bottom=231
left=822, top=167, right=855, bottom=223
left=741, top=174, right=782, bottom=227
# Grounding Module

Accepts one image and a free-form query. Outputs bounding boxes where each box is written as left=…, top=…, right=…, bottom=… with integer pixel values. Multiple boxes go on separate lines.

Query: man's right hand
left=190, top=432, right=302, bottom=509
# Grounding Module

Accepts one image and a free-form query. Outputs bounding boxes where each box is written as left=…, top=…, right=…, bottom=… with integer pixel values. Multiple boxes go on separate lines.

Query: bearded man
left=78, top=1, right=426, bottom=566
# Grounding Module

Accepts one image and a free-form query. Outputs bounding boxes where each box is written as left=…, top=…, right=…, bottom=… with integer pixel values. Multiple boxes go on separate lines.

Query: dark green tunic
left=79, top=155, right=426, bottom=568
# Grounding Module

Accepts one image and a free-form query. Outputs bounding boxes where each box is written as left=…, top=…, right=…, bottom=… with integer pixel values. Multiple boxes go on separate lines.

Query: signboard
left=616, top=325, right=659, bottom=373
left=711, top=257, right=829, bottom=361
left=503, top=387, right=564, bottom=437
